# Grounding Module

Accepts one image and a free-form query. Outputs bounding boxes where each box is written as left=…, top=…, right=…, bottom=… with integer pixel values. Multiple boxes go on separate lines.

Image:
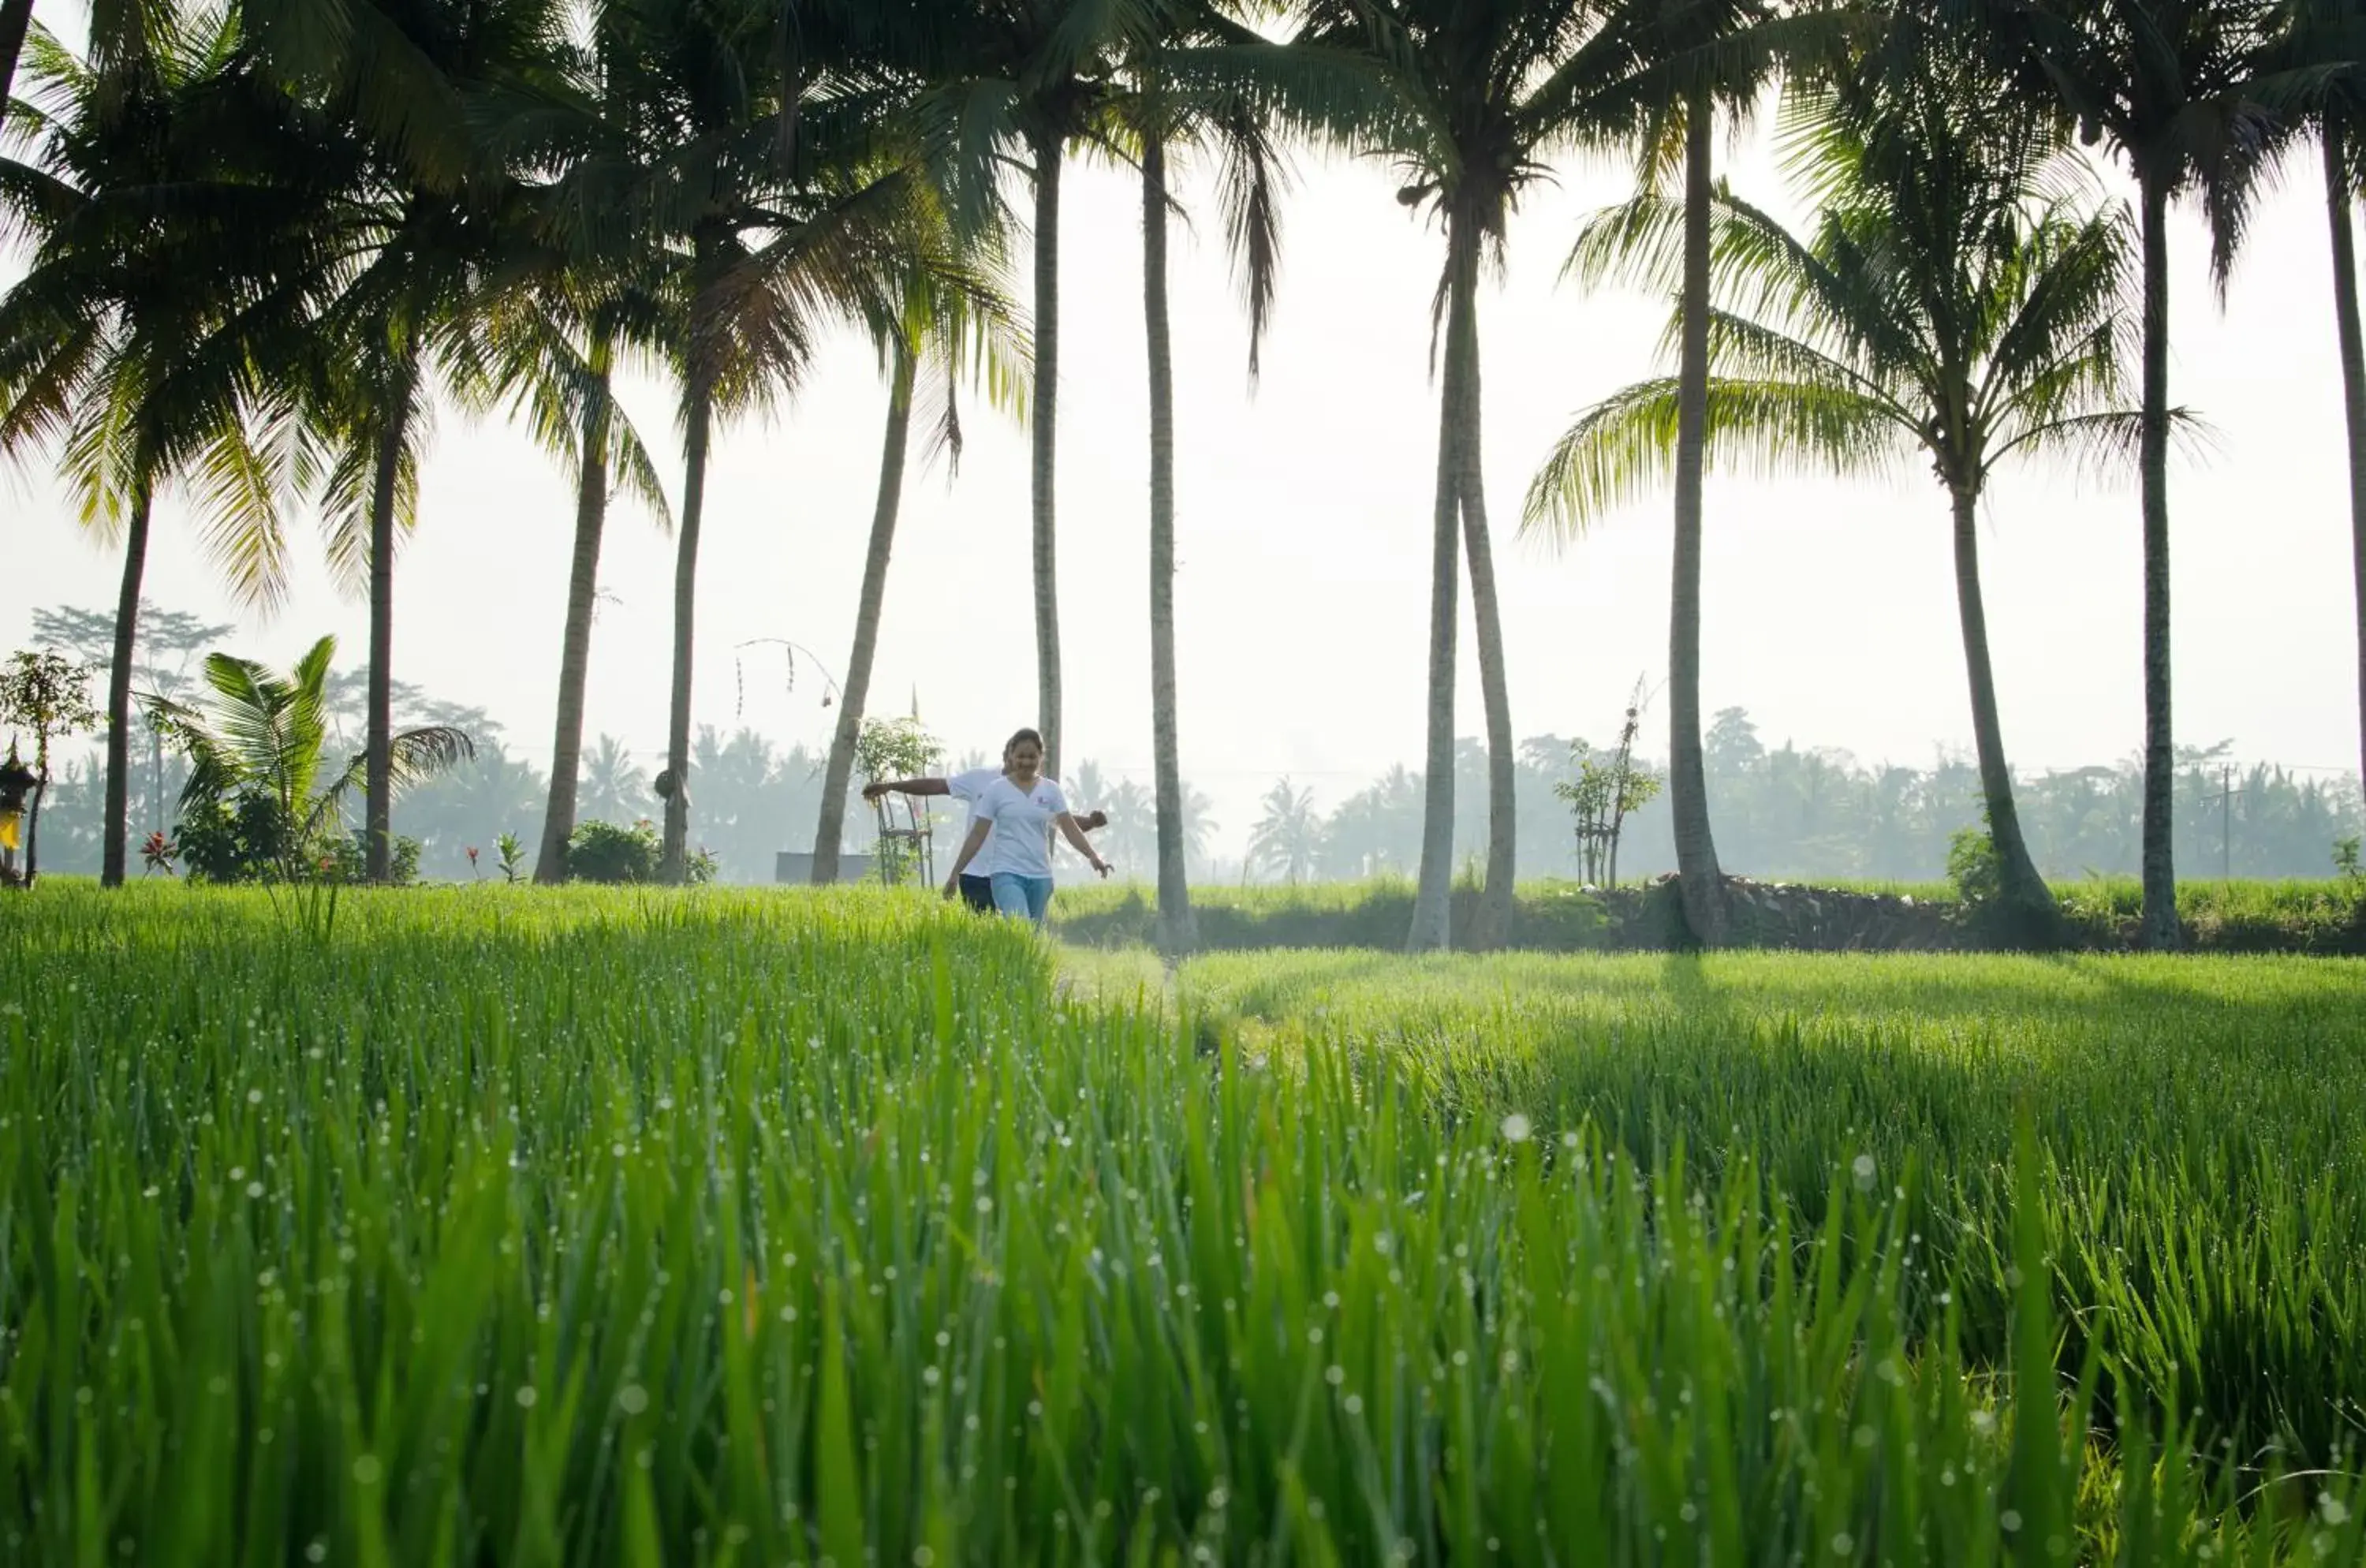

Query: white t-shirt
left=947, top=766, right=1002, bottom=804
left=971, top=775, right=1069, bottom=879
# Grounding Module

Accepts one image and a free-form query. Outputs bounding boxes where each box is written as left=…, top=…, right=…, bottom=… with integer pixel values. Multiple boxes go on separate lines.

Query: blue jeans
left=990, top=873, right=1054, bottom=926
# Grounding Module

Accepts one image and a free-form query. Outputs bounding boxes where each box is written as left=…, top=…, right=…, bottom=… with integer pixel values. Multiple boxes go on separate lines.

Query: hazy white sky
left=8, top=88, right=2364, bottom=855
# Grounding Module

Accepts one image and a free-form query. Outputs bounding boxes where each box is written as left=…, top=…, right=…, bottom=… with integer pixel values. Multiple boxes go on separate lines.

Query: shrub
left=177, top=802, right=420, bottom=887
left=568, top=819, right=659, bottom=884
left=1946, top=821, right=2003, bottom=908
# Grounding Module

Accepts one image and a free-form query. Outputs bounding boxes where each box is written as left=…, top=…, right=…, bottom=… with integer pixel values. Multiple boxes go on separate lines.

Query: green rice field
left=4, top=885, right=2364, bottom=1564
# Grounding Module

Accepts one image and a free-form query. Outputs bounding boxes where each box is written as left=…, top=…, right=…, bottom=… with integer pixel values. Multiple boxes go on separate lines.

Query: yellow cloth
left=0, top=811, right=18, bottom=852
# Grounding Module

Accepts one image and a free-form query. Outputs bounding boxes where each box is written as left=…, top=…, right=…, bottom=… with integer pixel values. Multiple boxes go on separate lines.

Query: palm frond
left=1522, top=373, right=1902, bottom=546
left=1991, top=405, right=2219, bottom=486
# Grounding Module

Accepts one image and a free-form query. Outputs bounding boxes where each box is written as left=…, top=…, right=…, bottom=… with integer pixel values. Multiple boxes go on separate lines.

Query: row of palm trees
left=2, top=1, right=2360, bottom=953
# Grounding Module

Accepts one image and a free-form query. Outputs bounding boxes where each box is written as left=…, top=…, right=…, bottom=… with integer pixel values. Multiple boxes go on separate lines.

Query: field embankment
left=1051, top=874, right=2366, bottom=954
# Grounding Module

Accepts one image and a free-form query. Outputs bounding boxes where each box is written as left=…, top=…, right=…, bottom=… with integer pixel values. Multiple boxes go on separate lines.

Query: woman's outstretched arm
left=1055, top=813, right=1113, bottom=877
left=865, top=776, right=950, bottom=801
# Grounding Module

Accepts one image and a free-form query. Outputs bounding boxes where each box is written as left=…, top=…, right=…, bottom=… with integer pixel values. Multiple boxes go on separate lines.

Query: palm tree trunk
left=1453, top=256, right=1516, bottom=951
left=1669, top=86, right=1730, bottom=946
left=2136, top=170, right=2178, bottom=949
left=2326, top=124, right=2366, bottom=823
left=1950, top=480, right=2056, bottom=941
left=812, top=343, right=916, bottom=884
left=660, top=390, right=713, bottom=883
left=533, top=354, right=614, bottom=885
left=364, top=372, right=415, bottom=884
left=99, top=484, right=151, bottom=887
left=0, top=0, right=34, bottom=116
left=1029, top=125, right=1065, bottom=780
left=1144, top=133, right=1197, bottom=954
left=1409, top=220, right=1476, bottom=954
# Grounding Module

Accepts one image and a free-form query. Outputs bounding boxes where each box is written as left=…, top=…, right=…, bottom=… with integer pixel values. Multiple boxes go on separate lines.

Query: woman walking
left=945, top=728, right=1110, bottom=925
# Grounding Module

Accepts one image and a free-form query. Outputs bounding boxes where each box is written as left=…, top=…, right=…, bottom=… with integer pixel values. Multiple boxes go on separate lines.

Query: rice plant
left=0, top=886, right=2357, bottom=1563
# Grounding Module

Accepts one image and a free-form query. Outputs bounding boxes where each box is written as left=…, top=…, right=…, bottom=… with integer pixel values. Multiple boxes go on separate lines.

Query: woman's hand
left=1090, top=857, right=1114, bottom=879
left=941, top=875, right=960, bottom=900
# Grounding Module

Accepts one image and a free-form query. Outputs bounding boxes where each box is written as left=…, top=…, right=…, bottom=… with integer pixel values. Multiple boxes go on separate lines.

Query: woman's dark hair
left=1003, top=727, right=1044, bottom=756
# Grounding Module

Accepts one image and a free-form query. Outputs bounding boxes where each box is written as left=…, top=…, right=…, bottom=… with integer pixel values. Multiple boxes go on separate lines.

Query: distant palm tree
left=1248, top=775, right=1321, bottom=884
left=1531, top=43, right=2163, bottom=941
left=0, top=18, right=311, bottom=886
left=1961, top=0, right=2294, bottom=947
left=579, top=734, right=649, bottom=825
left=1099, top=778, right=1157, bottom=872
left=1177, top=780, right=1218, bottom=875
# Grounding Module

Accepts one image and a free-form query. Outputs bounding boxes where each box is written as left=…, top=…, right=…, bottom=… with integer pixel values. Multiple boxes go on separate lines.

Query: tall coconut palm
left=1297, top=0, right=1670, bottom=950
left=808, top=230, right=1029, bottom=885
left=912, top=2, right=1144, bottom=785
left=0, top=17, right=314, bottom=887
left=599, top=0, right=929, bottom=880
left=1586, top=0, right=1857, bottom=946
left=480, top=284, right=672, bottom=883
left=1530, top=46, right=2169, bottom=945
left=244, top=0, right=578, bottom=882
left=1961, top=0, right=2293, bottom=948
left=1119, top=0, right=1363, bottom=951
left=2283, top=0, right=2366, bottom=808
left=0, top=0, right=33, bottom=112
left=447, top=30, right=681, bottom=887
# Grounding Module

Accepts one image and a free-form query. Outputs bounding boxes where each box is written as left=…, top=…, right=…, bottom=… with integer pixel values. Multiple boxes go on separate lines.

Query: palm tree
left=2284, top=0, right=2366, bottom=808
left=0, top=17, right=311, bottom=887
left=808, top=226, right=1028, bottom=884
left=1100, top=777, right=1158, bottom=870
left=915, top=2, right=1142, bottom=784
left=500, top=293, right=671, bottom=882
left=1961, top=0, right=2292, bottom=948
left=1248, top=775, right=1321, bottom=883
left=578, top=733, right=648, bottom=825
left=0, top=0, right=34, bottom=118
left=1121, top=0, right=1375, bottom=949
left=1531, top=45, right=2163, bottom=943
left=1297, top=0, right=1672, bottom=951
left=244, top=0, right=577, bottom=883
left=597, top=0, right=924, bottom=881
left=469, top=37, right=677, bottom=886
left=150, top=633, right=472, bottom=885
left=1592, top=0, right=1853, bottom=946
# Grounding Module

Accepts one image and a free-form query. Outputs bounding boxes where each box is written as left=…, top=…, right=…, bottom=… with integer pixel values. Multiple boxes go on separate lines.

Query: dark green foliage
left=1054, top=875, right=2366, bottom=955
left=565, top=818, right=659, bottom=883
left=176, top=795, right=423, bottom=886
left=1948, top=822, right=2006, bottom=906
